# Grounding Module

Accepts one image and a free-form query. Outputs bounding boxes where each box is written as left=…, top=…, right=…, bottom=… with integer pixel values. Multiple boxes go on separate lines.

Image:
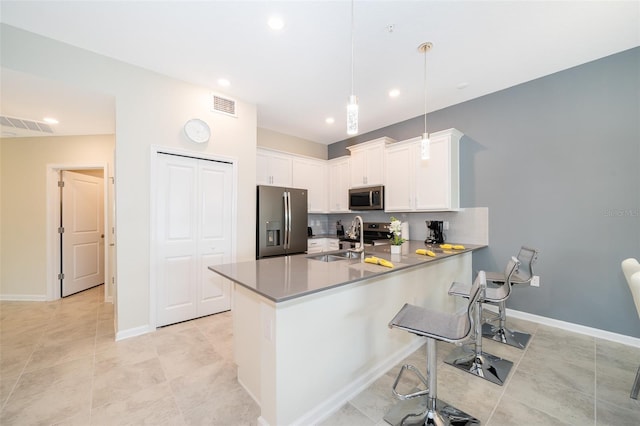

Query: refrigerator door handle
left=283, top=191, right=290, bottom=249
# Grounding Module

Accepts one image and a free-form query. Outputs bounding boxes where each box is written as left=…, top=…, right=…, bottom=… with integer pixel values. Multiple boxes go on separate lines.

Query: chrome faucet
left=348, top=215, right=365, bottom=260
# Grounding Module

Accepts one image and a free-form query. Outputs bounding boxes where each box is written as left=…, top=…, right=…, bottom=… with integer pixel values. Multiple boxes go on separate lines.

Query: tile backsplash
left=309, top=207, right=489, bottom=245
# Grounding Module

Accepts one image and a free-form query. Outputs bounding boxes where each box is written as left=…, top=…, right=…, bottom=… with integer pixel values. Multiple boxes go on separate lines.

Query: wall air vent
left=211, top=94, right=237, bottom=117
left=0, top=115, right=54, bottom=133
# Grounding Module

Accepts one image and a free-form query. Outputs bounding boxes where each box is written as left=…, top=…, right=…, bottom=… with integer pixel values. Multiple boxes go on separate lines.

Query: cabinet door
left=329, top=157, right=350, bottom=212
left=257, top=150, right=292, bottom=186
left=365, top=143, right=385, bottom=186
left=349, top=149, right=367, bottom=187
left=415, top=138, right=450, bottom=210
left=307, top=239, right=324, bottom=253
left=269, top=154, right=292, bottom=187
left=326, top=239, right=340, bottom=251
left=385, top=144, right=413, bottom=211
left=293, top=158, right=327, bottom=213
left=256, top=150, right=271, bottom=185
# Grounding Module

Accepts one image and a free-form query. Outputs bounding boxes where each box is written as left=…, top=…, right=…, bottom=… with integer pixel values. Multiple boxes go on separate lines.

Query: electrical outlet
left=531, top=275, right=540, bottom=287
left=443, top=221, right=449, bottom=231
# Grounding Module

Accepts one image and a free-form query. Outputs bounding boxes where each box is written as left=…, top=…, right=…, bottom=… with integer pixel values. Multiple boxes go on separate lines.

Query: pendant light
left=419, top=42, right=433, bottom=159
left=347, top=0, right=358, bottom=135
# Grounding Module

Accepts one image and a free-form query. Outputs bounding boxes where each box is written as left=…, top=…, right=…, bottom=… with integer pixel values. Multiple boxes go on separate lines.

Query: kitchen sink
left=307, top=251, right=364, bottom=262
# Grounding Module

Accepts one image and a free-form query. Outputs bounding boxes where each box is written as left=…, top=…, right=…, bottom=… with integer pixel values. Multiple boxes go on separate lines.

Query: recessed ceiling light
left=43, top=117, right=59, bottom=124
left=217, top=78, right=231, bottom=87
left=389, top=89, right=400, bottom=98
left=268, top=16, right=285, bottom=31
left=457, top=82, right=469, bottom=90
left=325, top=117, right=335, bottom=124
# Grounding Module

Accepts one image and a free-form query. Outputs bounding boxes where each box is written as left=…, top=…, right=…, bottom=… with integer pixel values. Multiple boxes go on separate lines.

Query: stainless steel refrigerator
left=257, top=185, right=308, bottom=259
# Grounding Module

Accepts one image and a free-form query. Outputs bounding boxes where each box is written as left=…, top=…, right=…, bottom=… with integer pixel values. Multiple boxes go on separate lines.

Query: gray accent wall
left=329, top=47, right=640, bottom=338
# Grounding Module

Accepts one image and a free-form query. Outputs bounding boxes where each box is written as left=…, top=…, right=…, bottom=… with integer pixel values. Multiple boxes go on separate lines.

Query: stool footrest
left=391, top=364, right=429, bottom=400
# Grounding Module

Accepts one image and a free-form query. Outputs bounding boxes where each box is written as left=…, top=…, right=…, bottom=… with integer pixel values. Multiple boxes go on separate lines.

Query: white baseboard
left=115, top=324, right=153, bottom=341
left=0, top=294, right=47, bottom=301
left=291, top=337, right=425, bottom=426
left=485, top=305, right=640, bottom=348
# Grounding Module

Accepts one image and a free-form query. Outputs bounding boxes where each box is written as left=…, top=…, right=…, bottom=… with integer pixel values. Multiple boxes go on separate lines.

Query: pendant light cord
left=423, top=46, right=427, bottom=134
left=350, top=0, right=355, bottom=96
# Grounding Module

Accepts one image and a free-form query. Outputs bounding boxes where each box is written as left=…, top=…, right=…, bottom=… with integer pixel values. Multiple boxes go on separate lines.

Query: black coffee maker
left=425, top=221, right=445, bottom=244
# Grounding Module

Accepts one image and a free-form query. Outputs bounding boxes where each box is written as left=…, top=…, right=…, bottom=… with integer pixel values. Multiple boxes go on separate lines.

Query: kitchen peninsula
left=209, top=241, right=485, bottom=426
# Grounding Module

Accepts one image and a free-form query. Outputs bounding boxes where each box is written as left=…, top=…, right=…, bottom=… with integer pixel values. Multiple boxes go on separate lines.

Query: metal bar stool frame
left=482, top=246, right=539, bottom=349
left=444, top=257, right=520, bottom=386
left=384, top=271, right=486, bottom=426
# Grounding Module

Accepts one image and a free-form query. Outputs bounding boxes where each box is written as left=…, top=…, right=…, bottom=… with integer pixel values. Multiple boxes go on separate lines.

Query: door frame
left=46, top=162, right=111, bottom=301
left=149, top=145, right=238, bottom=330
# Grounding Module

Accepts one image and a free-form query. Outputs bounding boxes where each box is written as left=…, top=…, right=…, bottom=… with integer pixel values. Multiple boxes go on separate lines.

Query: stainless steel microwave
left=349, top=186, right=384, bottom=210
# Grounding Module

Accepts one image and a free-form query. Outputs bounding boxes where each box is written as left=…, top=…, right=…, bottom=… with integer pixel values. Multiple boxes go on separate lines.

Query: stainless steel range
left=339, top=221, right=391, bottom=248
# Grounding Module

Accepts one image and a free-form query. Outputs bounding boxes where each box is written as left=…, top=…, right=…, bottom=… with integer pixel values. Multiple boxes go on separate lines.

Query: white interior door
left=156, top=153, right=232, bottom=327
left=61, top=170, right=105, bottom=297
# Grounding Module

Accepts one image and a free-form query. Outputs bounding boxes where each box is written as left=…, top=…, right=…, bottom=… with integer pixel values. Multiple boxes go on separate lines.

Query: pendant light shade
left=347, top=95, right=358, bottom=135
left=421, top=132, right=430, bottom=159
left=347, top=0, right=358, bottom=135
left=419, top=42, right=433, bottom=160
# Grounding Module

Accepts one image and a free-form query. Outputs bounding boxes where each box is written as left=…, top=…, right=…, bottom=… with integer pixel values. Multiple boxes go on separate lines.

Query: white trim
left=485, top=305, right=640, bottom=348
left=149, top=145, right=239, bottom=331
left=0, top=294, right=47, bottom=301
left=46, top=163, right=110, bottom=302
left=292, top=338, right=425, bottom=426
left=115, top=324, right=153, bottom=341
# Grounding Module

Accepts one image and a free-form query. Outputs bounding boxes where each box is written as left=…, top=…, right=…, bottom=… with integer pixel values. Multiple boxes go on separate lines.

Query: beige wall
left=257, top=127, right=327, bottom=160
left=0, top=135, right=115, bottom=298
left=1, top=24, right=258, bottom=336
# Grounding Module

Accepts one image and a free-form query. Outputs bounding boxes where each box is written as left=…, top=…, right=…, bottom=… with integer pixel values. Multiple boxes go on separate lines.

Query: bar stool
left=444, top=257, right=520, bottom=386
left=384, top=271, right=486, bottom=426
left=482, top=246, right=539, bottom=349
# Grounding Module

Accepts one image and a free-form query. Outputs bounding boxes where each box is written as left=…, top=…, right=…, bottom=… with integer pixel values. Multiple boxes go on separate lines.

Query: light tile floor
left=1, top=286, right=639, bottom=425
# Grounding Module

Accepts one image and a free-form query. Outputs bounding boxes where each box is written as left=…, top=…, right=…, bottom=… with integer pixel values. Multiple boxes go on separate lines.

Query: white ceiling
left=1, top=1, right=638, bottom=144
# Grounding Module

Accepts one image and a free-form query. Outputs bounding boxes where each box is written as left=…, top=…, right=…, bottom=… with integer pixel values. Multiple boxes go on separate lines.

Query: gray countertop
left=208, top=241, right=486, bottom=303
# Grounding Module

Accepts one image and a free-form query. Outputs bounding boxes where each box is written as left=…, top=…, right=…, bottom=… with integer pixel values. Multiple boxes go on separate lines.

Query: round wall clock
left=184, top=118, right=211, bottom=143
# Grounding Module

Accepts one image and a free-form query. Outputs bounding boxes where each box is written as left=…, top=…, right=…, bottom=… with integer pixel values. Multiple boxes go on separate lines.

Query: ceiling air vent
left=211, top=94, right=237, bottom=117
left=0, top=115, right=54, bottom=133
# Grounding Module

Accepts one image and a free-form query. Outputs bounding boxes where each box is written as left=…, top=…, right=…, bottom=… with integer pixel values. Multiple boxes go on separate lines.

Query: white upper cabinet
left=385, top=128, right=463, bottom=212
left=292, top=156, right=328, bottom=213
left=385, top=140, right=415, bottom=211
left=257, top=149, right=292, bottom=187
left=347, top=137, right=395, bottom=188
left=328, top=156, right=351, bottom=213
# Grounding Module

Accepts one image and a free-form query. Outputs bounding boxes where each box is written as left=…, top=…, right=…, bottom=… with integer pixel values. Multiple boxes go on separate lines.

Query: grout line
left=485, top=327, right=533, bottom=424
left=0, top=300, right=57, bottom=412
left=87, top=291, right=101, bottom=424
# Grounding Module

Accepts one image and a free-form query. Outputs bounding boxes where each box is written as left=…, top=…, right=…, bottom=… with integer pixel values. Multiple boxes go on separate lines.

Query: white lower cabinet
left=307, top=238, right=339, bottom=253
left=307, top=239, right=324, bottom=254
left=385, top=128, right=463, bottom=212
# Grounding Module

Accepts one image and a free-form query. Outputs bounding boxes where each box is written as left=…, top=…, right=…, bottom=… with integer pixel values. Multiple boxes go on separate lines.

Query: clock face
left=184, top=119, right=211, bottom=143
